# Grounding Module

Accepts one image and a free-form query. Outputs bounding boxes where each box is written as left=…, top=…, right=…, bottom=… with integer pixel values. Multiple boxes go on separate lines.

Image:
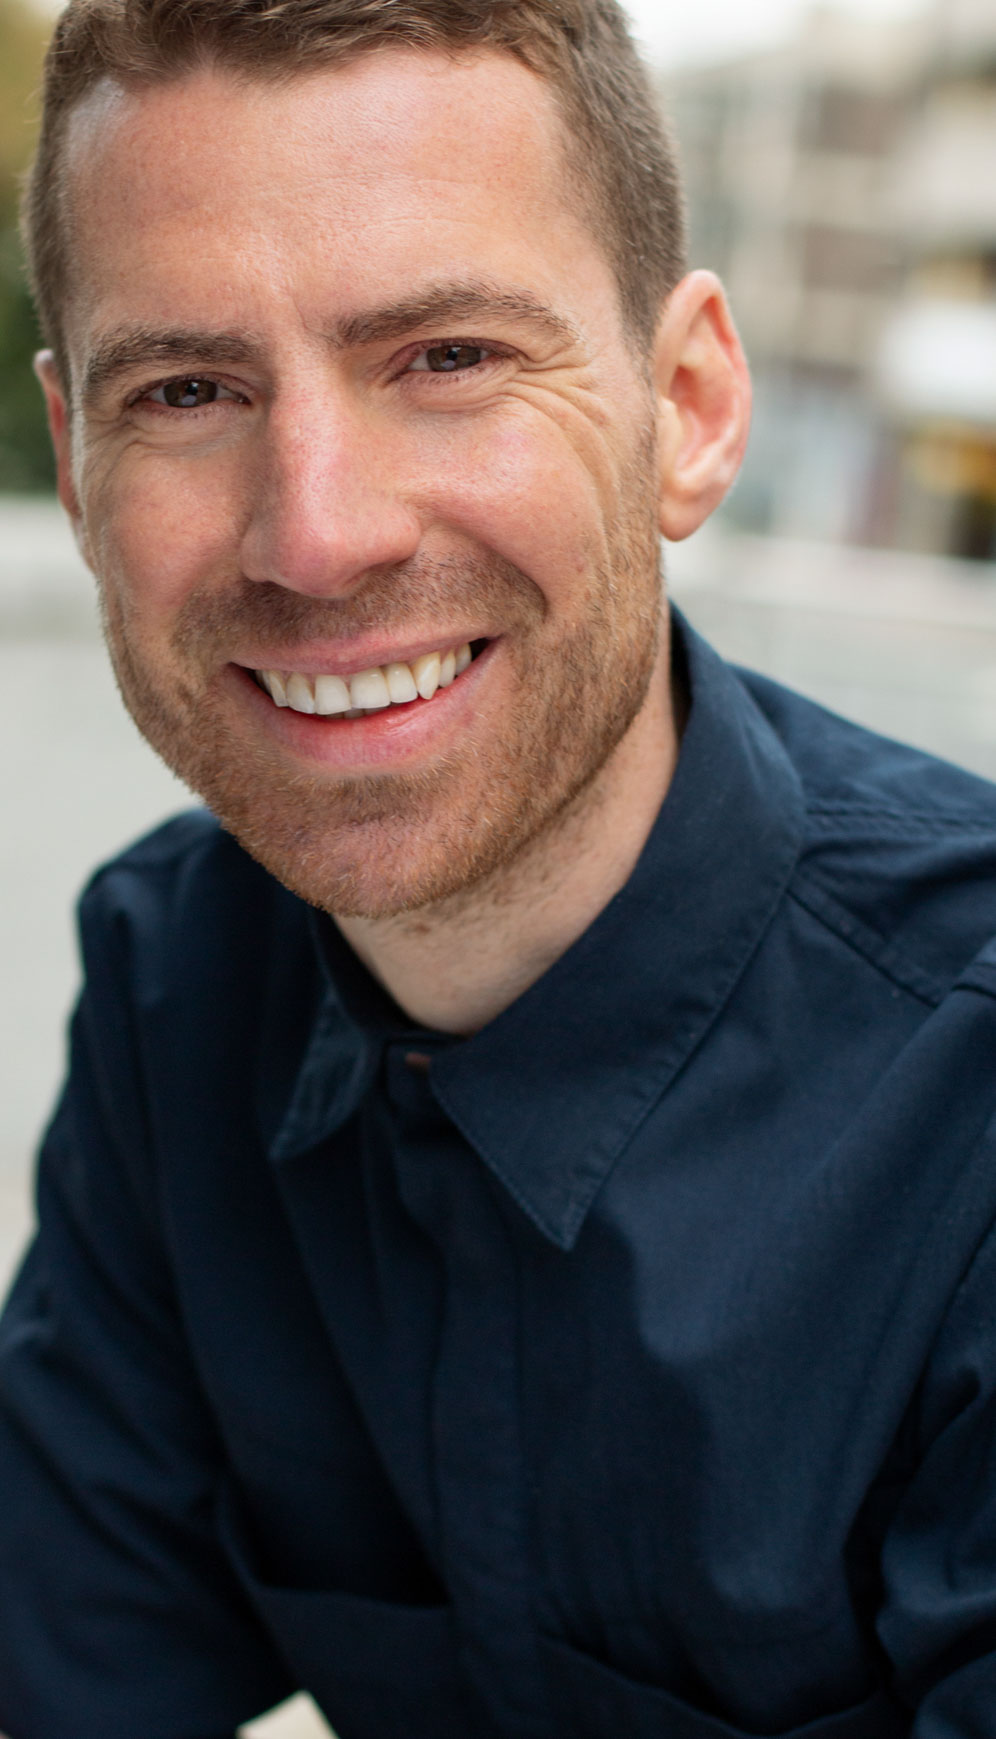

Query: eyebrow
left=80, top=280, right=581, bottom=408
left=81, top=330, right=260, bottom=408
left=333, top=280, right=581, bottom=351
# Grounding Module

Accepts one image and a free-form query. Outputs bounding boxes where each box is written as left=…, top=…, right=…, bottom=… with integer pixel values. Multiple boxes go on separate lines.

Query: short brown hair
left=24, top=0, right=687, bottom=387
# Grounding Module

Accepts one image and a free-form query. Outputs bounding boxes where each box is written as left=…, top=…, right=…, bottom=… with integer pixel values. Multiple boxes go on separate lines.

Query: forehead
left=61, top=49, right=618, bottom=368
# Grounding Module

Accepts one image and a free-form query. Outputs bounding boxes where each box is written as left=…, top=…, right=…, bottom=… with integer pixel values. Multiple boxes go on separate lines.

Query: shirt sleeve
left=877, top=1116, right=996, bottom=1733
left=0, top=880, right=293, bottom=1739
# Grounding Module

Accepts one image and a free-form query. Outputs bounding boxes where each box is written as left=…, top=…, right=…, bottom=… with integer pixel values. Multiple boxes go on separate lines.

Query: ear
left=650, top=270, right=751, bottom=544
left=34, top=350, right=84, bottom=535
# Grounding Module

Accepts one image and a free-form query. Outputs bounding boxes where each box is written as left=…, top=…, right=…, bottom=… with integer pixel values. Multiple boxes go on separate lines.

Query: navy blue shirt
left=4, top=619, right=996, bottom=1739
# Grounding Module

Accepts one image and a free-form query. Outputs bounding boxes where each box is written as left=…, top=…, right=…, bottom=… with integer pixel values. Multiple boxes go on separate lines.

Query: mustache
left=169, top=550, right=544, bottom=662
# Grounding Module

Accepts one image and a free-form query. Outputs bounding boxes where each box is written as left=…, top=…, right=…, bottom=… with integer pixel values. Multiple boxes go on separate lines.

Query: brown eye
left=160, top=378, right=220, bottom=408
left=424, top=344, right=487, bottom=373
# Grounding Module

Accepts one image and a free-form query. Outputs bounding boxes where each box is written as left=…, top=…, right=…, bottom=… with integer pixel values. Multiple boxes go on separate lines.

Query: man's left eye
left=408, top=344, right=491, bottom=374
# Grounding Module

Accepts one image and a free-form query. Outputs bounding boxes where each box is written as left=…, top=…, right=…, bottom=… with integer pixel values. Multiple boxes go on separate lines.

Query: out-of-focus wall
left=666, top=0, right=996, bottom=565
left=0, top=0, right=54, bottom=492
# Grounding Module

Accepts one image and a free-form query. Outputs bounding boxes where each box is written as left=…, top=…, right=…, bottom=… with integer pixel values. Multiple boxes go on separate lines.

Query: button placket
left=390, top=1058, right=552, bottom=1737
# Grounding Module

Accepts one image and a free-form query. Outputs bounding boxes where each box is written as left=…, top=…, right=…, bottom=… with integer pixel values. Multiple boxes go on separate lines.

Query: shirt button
left=404, top=1051, right=432, bottom=1072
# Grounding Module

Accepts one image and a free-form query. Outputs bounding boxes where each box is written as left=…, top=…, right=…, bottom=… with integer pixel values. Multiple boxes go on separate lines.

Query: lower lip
left=226, top=642, right=497, bottom=771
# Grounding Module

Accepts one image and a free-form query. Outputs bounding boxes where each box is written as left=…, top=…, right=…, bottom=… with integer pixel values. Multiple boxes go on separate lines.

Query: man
left=3, top=1, right=996, bottom=1734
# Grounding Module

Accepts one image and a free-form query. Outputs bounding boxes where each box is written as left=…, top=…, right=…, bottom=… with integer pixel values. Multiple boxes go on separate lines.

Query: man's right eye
left=146, top=377, right=240, bottom=408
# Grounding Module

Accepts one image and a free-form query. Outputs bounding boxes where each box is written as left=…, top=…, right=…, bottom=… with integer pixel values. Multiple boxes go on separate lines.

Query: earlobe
left=651, top=270, right=752, bottom=544
left=34, top=349, right=84, bottom=533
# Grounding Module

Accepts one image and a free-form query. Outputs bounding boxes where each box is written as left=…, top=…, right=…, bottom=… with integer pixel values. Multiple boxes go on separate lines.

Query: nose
left=239, top=389, right=421, bottom=596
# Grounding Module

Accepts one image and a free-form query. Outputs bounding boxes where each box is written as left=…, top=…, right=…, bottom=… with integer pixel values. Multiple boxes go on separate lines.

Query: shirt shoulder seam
left=805, top=802, right=996, bottom=838
left=787, top=871, right=941, bottom=1009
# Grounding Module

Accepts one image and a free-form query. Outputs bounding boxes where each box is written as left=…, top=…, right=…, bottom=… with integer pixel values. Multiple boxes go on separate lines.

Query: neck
left=335, top=644, right=680, bottom=1035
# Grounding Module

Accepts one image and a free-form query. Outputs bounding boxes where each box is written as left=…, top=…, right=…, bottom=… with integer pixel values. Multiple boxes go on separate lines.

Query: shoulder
left=739, top=668, right=996, bottom=1003
left=83, top=806, right=256, bottom=899
left=76, top=808, right=314, bottom=1006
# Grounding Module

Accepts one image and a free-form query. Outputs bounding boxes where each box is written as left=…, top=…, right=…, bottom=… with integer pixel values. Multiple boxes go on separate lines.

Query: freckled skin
left=42, top=51, right=720, bottom=928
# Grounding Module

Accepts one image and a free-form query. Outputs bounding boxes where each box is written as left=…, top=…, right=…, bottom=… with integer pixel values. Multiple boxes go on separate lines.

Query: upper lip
left=234, top=632, right=489, bottom=680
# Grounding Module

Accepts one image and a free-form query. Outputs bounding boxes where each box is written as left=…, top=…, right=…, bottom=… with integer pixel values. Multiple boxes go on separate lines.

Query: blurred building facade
left=879, top=0, right=996, bottom=560
left=666, top=0, right=996, bottom=563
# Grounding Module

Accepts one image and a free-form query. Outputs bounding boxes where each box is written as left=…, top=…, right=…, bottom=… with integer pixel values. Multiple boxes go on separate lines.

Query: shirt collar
left=269, top=614, right=805, bottom=1250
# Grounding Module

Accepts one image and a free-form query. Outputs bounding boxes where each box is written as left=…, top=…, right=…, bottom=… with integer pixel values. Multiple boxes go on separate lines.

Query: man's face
left=53, top=49, right=671, bottom=916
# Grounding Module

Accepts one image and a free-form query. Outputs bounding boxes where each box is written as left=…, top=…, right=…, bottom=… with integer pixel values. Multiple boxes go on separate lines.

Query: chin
left=217, top=795, right=542, bottom=918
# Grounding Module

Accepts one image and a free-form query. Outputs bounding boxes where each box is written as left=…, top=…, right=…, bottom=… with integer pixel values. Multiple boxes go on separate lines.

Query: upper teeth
left=258, top=641, right=473, bottom=715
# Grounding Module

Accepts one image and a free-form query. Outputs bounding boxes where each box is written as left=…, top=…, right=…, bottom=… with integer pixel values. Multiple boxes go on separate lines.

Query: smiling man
left=5, top=4, right=996, bottom=1738
left=43, top=29, right=709, bottom=1012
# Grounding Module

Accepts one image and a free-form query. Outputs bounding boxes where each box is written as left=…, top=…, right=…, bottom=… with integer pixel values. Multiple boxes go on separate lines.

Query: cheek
left=82, top=450, right=243, bottom=627
left=416, top=418, right=610, bottom=593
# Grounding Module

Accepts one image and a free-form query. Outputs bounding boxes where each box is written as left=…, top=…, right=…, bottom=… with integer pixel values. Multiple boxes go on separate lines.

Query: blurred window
left=912, top=255, right=996, bottom=300
left=800, top=225, right=900, bottom=295
left=801, top=87, right=905, bottom=157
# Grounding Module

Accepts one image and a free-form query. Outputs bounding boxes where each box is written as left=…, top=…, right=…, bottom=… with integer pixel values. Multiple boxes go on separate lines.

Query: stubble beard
left=99, top=499, right=664, bottom=920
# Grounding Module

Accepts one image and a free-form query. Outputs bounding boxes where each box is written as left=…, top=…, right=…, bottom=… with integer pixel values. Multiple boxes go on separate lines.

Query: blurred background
left=2, top=0, right=996, bottom=1732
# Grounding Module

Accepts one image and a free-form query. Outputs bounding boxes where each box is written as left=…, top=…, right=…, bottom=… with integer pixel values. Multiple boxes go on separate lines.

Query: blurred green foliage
left=0, top=0, right=54, bottom=492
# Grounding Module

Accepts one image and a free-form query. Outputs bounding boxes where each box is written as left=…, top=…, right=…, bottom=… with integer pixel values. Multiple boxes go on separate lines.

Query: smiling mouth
left=254, top=639, right=485, bottom=717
